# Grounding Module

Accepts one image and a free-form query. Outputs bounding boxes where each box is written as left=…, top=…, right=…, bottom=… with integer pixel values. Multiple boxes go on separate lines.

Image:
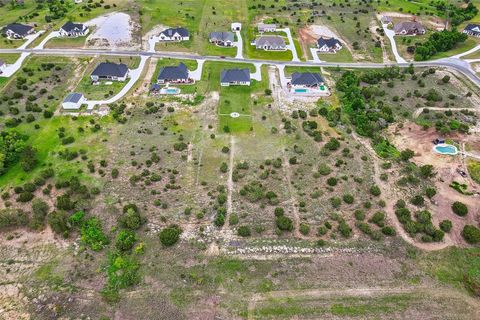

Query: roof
left=317, top=37, right=341, bottom=48
left=91, top=62, right=129, bottom=78
left=255, top=35, right=285, bottom=47
left=61, top=21, right=86, bottom=32
left=464, top=24, right=480, bottom=33
left=4, top=23, right=33, bottom=36
left=221, top=68, right=250, bottom=83
left=258, top=23, right=276, bottom=30
left=0, top=60, right=5, bottom=67
left=160, top=27, right=189, bottom=38
left=394, top=21, right=425, bottom=33
left=291, top=72, right=324, bottom=86
left=63, top=92, right=84, bottom=104
left=157, top=63, right=189, bottom=80
left=209, top=31, right=234, bottom=42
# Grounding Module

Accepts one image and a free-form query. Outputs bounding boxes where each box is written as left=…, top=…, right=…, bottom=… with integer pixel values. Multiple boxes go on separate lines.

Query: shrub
left=118, top=207, right=146, bottom=230
left=0, top=209, right=28, bottom=230
left=48, top=211, right=71, bottom=237
left=237, top=225, right=251, bottom=237
left=274, top=207, right=284, bottom=217
left=452, top=201, right=468, bottom=216
left=343, top=194, right=354, bottom=204
left=81, top=217, right=109, bottom=251
left=354, top=210, right=365, bottom=221
left=299, top=223, right=310, bottom=235
left=317, top=225, right=328, bottom=236
left=381, top=226, right=396, bottom=236
left=369, top=211, right=385, bottom=227
left=318, top=163, right=331, bottom=175
left=439, top=220, right=453, bottom=233
left=30, top=199, right=49, bottom=230
left=462, top=225, right=480, bottom=244
left=115, top=230, right=137, bottom=252
left=425, top=187, right=437, bottom=198
left=338, top=220, right=352, bottom=238
left=370, top=185, right=381, bottom=196
left=410, top=195, right=424, bottom=206
left=276, top=216, right=293, bottom=231
left=159, top=225, right=182, bottom=246
left=327, top=177, right=337, bottom=186
left=16, top=192, right=34, bottom=203
left=56, top=194, right=74, bottom=210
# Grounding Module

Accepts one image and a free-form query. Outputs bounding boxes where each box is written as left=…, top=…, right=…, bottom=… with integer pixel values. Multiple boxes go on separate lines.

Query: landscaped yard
left=317, top=48, right=354, bottom=63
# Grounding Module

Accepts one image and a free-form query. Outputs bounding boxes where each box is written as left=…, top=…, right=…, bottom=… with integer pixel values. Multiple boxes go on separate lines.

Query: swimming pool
left=295, top=88, right=307, bottom=93
left=434, top=144, right=458, bottom=155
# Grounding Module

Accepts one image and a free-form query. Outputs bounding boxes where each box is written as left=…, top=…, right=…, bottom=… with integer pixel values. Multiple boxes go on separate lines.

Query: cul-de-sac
left=0, top=0, right=480, bottom=319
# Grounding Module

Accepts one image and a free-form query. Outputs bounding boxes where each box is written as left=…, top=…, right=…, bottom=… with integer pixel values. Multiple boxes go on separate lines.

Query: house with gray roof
left=463, top=24, right=480, bottom=37
left=157, top=63, right=192, bottom=84
left=209, top=31, right=234, bottom=47
left=159, top=27, right=190, bottom=41
left=253, top=35, right=286, bottom=51
left=290, top=72, right=324, bottom=88
left=393, top=21, right=425, bottom=35
left=316, top=37, right=342, bottom=53
left=90, top=62, right=129, bottom=82
left=4, top=23, right=34, bottom=39
left=59, top=21, right=89, bottom=37
left=62, top=93, right=86, bottom=110
left=258, top=23, right=276, bottom=33
left=220, top=68, right=251, bottom=86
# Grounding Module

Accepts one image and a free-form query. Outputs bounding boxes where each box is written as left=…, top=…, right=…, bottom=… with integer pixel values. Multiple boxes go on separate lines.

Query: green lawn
left=0, top=37, right=25, bottom=49
left=0, top=53, right=20, bottom=64
left=151, top=58, right=199, bottom=94
left=430, top=38, right=480, bottom=60
left=317, top=48, right=354, bottom=63
left=45, top=35, right=87, bottom=49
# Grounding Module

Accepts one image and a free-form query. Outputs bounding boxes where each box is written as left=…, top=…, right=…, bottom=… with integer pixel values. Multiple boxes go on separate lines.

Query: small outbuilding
left=231, top=22, right=242, bottom=32
left=463, top=24, right=480, bottom=37
left=62, top=92, right=86, bottom=110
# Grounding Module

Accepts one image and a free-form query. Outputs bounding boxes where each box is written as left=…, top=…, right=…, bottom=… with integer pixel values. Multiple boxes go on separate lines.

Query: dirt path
left=282, top=154, right=301, bottom=238
left=352, top=133, right=453, bottom=251
left=369, top=20, right=390, bottom=63
left=246, top=286, right=480, bottom=319
left=133, top=57, right=157, bottom=97
left=224, top=135, right=235, bottom=228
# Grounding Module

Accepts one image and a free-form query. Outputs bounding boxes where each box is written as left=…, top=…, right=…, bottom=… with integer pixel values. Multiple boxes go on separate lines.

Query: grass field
left=467, top=159, right=480, bottom=184
left=44, top=35, right=87, bottom=49
left=317, top=48, right=355, bottom=63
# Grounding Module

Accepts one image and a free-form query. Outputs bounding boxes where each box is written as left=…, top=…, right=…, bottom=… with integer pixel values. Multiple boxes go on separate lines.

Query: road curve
left=0, top=47, right=479, bottom=87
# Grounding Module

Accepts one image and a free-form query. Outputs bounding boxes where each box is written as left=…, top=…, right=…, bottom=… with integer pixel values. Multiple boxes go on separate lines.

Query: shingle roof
left=255, top=35, right=286, bottom=48
left=317, top=37, right=341, bottom=48
left=221, top=68, right=250, bottom=83
left=157, top=63, right=189, bottom=80
left=160, top=27, right=189, bottom=38
left=209, top=31, right=234, bottom=42
left=4, top=23, right=33, bottom=36
left=464, top=24, right=480, bottom=33
left=291, top=72, right=324, bottom=86
left=258, top=23, right=276, bottom=31
left=393, top=21, right=425, bottom=33
left=61, top=21, right=86, bottom=32
left=63, top=92, right=84, bottom=103
left=91, top=62, right=129, bottom=78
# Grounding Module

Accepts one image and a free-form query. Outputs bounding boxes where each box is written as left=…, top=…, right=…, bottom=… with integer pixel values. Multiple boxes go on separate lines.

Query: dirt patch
left=142, top=24, right=169, bottom=50
left=86, top=12, right=141, bottom=50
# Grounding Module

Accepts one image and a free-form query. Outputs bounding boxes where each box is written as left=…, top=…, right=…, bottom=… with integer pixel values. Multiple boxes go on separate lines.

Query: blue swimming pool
left=434, top=144, right=458, bottom=155
left=295, top=88, right=307, bottom=93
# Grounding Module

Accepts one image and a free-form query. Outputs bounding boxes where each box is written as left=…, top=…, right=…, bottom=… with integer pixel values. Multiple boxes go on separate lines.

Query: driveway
left=188, top=59, right=205, bottom=81
left=276, top=64, right=288, bottom=88
left=86, top=55, right=149, bottom=109
left=453, top=44, right=480, bottom=59
left=234, top=31, right=244, bottom=59
left=34, top=31, right=60, bottom=49
left=309, top=48, right=323, bottom=62
left=277, top=28, right=300, bottom=62
left=383, top=24, right=406, bottom=63
left=250, top=63, right=262, bottom=81
left=17, top=31, right=44, bottom=50
left=2, top=52, right=31, bottom=77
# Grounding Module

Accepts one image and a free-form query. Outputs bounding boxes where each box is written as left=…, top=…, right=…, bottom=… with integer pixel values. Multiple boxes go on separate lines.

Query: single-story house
left=220, top=68, right=251, bottom=86
left=209, top=31, right=235, bottom=47
left=463, top=24, right=480, bottom=37
left=316, top=37, right=342, bottom=53
left=59, top=21, right=89, bottom=37
left=393, top=21, right=426, bottom=35
left=290, top=72, right=325, bottom=88
left=157, top=62, right=192, bottom=84
left=62, top=92, right=86, bottom=109
left=381, top=16, right=392, bottom=25
left=158, top=27, right=190, bottom=41
left=0, top=60, right=6, bottom=74
left=231, top=22, right=242, bottom=32
left=253, top=35, right=286, bottom=50
left=90, top=62, right=129, bottom=82
left=3, top=23, right=34, bottom=39
left=258, top=23, right=276, bottom=33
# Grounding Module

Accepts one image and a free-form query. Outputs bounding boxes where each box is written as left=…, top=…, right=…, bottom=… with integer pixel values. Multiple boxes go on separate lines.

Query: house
left=463, top=24, right=480, bottom=37
left=231, top=22, right=241, bottom=32
left=220, top=68, right=251, bottom=86
left=3, top=23, right=34, bottom=39
left=157, top=63, right=192, bottom=84
left=90, top=62, right=129, bottom=82
left=59, top=22, right=89, bottom=37
left=0, top=60, right=6, bottom=74
left=62, top=93, right=86, bottom=110
left=316, top=37, right=342, bottom=53
left=253, top=35, right=286, bottom=50
left=258, top=23, right=276, bottom=33
left=209, top=31, right=235, bottom=47
left=381, top=16, right=392, bottom=25
left=394, top=21, right=426, bottom=35
left=158, top=27, right=190, bottom=41
left=290, top=72, right=325, bottom=88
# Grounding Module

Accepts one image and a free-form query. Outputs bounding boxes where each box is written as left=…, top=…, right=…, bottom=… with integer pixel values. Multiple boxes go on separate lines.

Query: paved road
left=0, top=47, right=479, bottom=87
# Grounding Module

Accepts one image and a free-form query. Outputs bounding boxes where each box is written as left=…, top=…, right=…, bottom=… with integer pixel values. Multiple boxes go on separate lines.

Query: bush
left=16, top=191, right=34, bottom=203
left=381, top=226, right=396, bottom=236
left=0, top=209, right=28, bottom=230
left=439, top=220, right=453, bottom=233
left=30, top=199, right=49, bottom=230
left=115, top=230, right=137, bottom=252
left=56, top=194, right=74, bottom=210
left=274, top=207, right=284, bottom=217
left=299, top=223, right=310, bottom=235
left=159, top=225, right=182, bottom=246
left=317, top=225, right=328, bottom=236
left=276, top=216, right=293, bottom=231
left=338, top=220, right=352, bottom=238
left=80, top=217, right=109, bottom=251
left=118, top=207, right=146, bottom=230
left=370, top=185, right=381, bottom=196
left=354, top=210, right=365, bottom=221
left=369, top=211, right=385, bottom=227
left=48, top=211, right=71, bottom=237
left=462, top=225, right=480, bottom=244
left=237, top=225, right=251, bottom=237
left=452, top=201, right=468, bottom=216
left=326, top=177, right=337, bottom=186
left=342, top=194, right=354, bottom=204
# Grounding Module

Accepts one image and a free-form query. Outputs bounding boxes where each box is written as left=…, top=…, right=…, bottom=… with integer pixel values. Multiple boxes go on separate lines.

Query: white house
left=158, top=27, right=190, bottom=41
left=4, top=23, right=34, bottom=39
left=220, top=68, right=251, bottom=86
left=62, top=92, right=86, bottom=110
left=258, top=23, right=276, bottom=33
left=59, top=22, right=89, bottom=37
left=316, top=37, right=343, bottom=53
left=231, top=22, right=242, bottom=32
left=463, top=24, right=480, bottom=37
left=90, top=62, right=129, bottom=82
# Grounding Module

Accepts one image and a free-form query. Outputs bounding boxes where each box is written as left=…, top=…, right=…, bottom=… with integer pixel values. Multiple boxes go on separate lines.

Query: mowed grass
left=150, top=58, right=198, bottom=94
left=317, top=48, right=354, bottom=63
left=44, top=35, right=87, bottom=49
left=467, top=159, right=480, bottom=184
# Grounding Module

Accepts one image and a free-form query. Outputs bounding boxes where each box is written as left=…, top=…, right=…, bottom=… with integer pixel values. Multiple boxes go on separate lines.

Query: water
left=434, top=144, right=458, bottom=155
left=295, top=88, right=307, bottom=93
